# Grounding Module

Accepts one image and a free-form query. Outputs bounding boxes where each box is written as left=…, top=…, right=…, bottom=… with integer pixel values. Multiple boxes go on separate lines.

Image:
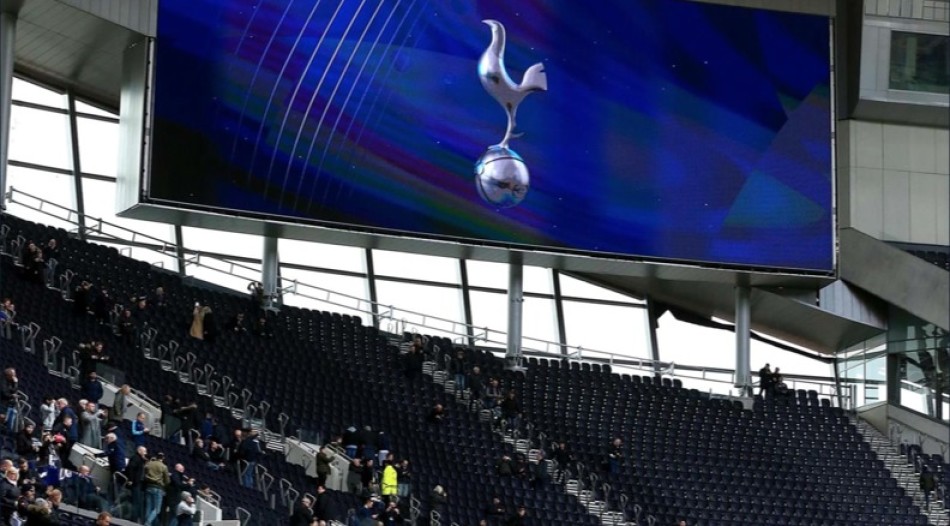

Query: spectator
left=175, top=491, right=197, bottom=526
left=347, top=458, right=363, bottom=494
left=450, top=349, right=467, bottom=395
left=2, top=367, right=19, bottom=433
left=496, top=455, right=513, bottom=477
left=239, top=429, right=263, bottom=488
left=149, top=286, right=167, bottom=310
left=124, top=445, right=148, bottom=523
left=402, top=344, right=423, bottom=383
left=78, top=341, right=110, bottom=378
left=0, top=467, right=17, bottom=524
left=16, top=422, right=40, bottom=460
left=247, top=281, right=265, bottom=314
left=429, top=485, right=447, bottom=515
left=168, top=464, right=196, bottom=525
left=16, top=457, right=37, bottom=487
left=40, top=396, right=58, bottom=431
left=81, top=372, right=104, bottom=405
left=143, top=452, right=170, bottom=526
left=192, top=437, right=214, bottom=467
left=606, top=437, right=623, bottom=477
left=96, top=511, right=114, bottom=526
left=252, top=316, right=274, bottom=338
left=131, top=296, right=150, bottom=325
left=79, top=402, right=103, bottom=447
left=207, top=438, right=228, bottom=471
left=499, top=390, right=522, bottom=432
left=131, top=412, right=150, bottom=448
left=98, top=433, right=126, bottom=474
left=73, top=281, right=93, bottom=316
left=773, top=368, right=788, bottom=396
left=290, top=495, right=316, bottom=526
left=316, top=446, right=333, bottom=488
left=380, top=498, right=404, bottom=525
left=376, top=431, right=391, bottom=465
left=758, top=363, right=772, bottom=397
left=427, top=404, right=445, bottom=424
left=360, top=458, right=377, bottom=494
left=226, top=312, right=248, bottom=333
left=485, top=496, right=506, bottom=520
left=395, top=459, right=412, bottom=498
left=189, top=303, right=209, bottom=341
left=43, top=238, right=60, bottom=263
left=531, top=449, right=550, bottom=488
left=920, top=466, right=936, bottom=510
left=74, top=465, right=108, bottom=512
left=118, top=308, right=138, bottom=345
left=483, top=378, right=503, bottom=410
left=24, top=496, right=55, bottom=525
left=381, top=460, right=398, bottom=502
left=112, top=385, right=131, bottom=424
left=468, top=366, right=485, bottom=409
left=202, top=307, right=218, bottom=345
left=342, top=426, right=359, bottom=458
left=355, top=495, right=379, bottom=526
left=552, top=441, right=575, bottom=483
left=506, top=505, right=527, bottom=526
left=93, top=287, right=114, bottom=326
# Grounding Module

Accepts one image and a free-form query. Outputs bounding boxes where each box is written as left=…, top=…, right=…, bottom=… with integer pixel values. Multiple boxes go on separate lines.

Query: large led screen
left=148, top=0, right=834, bottom=272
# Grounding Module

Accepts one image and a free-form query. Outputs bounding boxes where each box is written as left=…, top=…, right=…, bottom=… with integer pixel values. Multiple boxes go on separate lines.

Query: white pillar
left=735, top=285, right=752, bottom=396
left=261, top=236, right=279, bottom=310
left=506, top=259, right=525, bottom=371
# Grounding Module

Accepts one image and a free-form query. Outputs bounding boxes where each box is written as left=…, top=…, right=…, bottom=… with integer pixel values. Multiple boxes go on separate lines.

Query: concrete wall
left=839, top=119, right=950, bottom=246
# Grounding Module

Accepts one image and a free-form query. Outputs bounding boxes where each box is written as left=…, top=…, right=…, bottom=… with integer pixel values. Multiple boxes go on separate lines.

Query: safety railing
left=4, top=187, right=848, bottom=402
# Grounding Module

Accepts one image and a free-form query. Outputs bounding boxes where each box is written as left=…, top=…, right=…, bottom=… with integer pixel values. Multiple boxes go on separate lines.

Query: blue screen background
left=149, top=0, right=834, bottom=272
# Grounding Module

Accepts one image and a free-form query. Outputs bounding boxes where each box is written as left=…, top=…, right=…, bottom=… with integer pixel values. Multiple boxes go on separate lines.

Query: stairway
left=422, top=354, right=639, bottom=526
left=854, top=417, right=949, bottom=526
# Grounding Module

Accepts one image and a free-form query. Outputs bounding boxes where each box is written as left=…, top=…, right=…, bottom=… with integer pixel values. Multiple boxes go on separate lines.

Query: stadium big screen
left=148, top=0, right=834, bottom=273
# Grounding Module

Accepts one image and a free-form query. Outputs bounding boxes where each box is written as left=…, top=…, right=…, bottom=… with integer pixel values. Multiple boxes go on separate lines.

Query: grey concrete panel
left=839, top=227, right=950, bottom=329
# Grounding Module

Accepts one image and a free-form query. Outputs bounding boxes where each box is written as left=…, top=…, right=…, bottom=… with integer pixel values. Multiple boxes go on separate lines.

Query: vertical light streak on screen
left=284, top=0, right=384, bottom=210
left=295, top=0, right=402, bottom=211
left=261, top=0, right=350, bottom=198
left=244, top=0, right=326, bottom=188
left=223, top=0, right=292, bottom=170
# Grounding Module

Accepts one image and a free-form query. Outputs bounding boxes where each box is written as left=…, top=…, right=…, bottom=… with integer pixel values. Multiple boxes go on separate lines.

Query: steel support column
left=460, top=259, right=475, bottom=347
left=66, top=93, right=87, bottom=239
left=0, top=8, right=18, bottom=209
left=506, top=259, right=525, bottom=371
left=261, top=236, right=279, bottom=310
left=735, top=285, right=753, bottom=396
left=645, top=296, right=663, bottom=378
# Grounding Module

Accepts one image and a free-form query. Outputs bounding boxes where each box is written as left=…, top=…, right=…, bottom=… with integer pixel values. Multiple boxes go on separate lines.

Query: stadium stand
left=1, top=212, right=947, bottom=525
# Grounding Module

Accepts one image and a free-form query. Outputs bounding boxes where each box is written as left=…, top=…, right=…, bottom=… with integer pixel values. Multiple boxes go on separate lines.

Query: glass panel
left=4, top=166, right=77, bottom=230
left=280, top=267, right=371, bottom=325
left=372, top=250, right=459, bottom=284
left=9, top=105, right=71, bottom=169
left=187, top=258, right=261, bottom=294
left=182, top=226, right=262, bottom=260
left=375, top=280, right=463, bottom=339
left=522, top=266, right=553, bottom=295
left=75, top=100, right=118, bottom=119
left=521, top=296, right=559, bottom=352
left=278, top=238, right=365, bottom=273
left=466, top=260, right=508, bottom=289
left=563, top=301, right=649, bottom=359
left=470, top=290, right=508, bottom=348
left=890, top=31, right=950, bottom=94
left=12, top=77, right=66, bottom=108
left=78, top=117, right=119, bottom=176
left=83, top=178, right=175, bottom=243
left=559, top=273, right=642, bottom=303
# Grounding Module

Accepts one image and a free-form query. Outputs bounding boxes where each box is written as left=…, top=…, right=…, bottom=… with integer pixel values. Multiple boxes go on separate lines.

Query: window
left=280, top=267, right=371, bottom=324
left=559, top=273, right=643, bottom=303
left=563, top=301, right=649, bottom=359
left=5, top=166, right=76, bottom=230
left=278, top=238, right=365, bottom=273
left=373, top=250, right=459, bottom=284
left=182, top=226, right=263, bottom=260
left=78, top=118, right=120, bottom=176
left=9, top=105, right=71, bottom=170
left=890, top=31, right=950, bottom=93
left=466, top=260, right=508, bottom=289
left=375, top=280, right=463, bottom=338
left=12, top=77, right=66, bottom=109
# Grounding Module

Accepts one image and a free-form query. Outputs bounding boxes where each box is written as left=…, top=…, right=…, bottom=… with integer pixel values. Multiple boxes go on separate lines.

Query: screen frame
left=130, top=3, right=840, bottom=279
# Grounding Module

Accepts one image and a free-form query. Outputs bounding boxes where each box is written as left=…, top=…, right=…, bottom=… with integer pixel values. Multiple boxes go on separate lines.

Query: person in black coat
left=124, top=445, right=147, bottom=523
left=80, top=372, right=104, bottom=406
left=289, top=496, right=317, bottom=526
left=15, top=422, right=40, bottom=461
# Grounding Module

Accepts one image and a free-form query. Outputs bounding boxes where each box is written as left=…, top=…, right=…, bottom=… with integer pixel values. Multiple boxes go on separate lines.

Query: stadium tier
left=2, top=213, right=946, bottom=526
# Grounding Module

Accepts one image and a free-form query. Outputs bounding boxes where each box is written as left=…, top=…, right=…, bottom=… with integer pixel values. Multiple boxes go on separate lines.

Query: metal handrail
left=5, top=187, right=662, bottom=369
left=5, top=187, right=847, bottom=400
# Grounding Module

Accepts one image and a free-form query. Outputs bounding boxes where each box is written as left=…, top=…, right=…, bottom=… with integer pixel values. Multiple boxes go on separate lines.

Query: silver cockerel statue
left=478, top=19, right=547, bottom=149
